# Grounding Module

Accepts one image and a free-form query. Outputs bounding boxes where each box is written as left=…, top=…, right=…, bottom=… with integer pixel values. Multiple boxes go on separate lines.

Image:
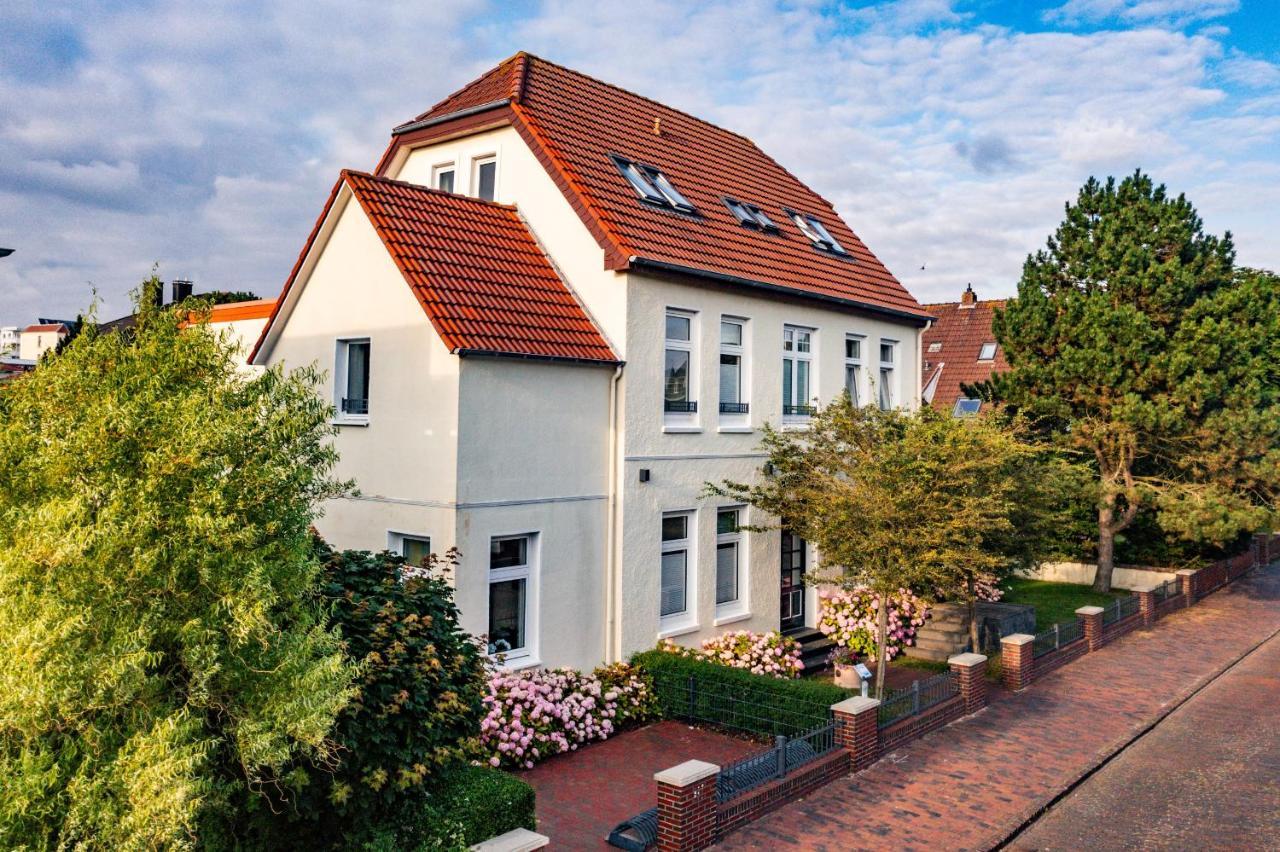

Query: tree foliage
left=711, top=399, right=1066, bottom=695
left=993, top=172, right=1280, bottom=590
left=0, top=282, right=356, bottom=849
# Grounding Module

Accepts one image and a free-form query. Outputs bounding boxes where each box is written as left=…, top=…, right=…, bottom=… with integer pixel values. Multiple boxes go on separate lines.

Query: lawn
left=1003, top=577, right=1129, bottom=630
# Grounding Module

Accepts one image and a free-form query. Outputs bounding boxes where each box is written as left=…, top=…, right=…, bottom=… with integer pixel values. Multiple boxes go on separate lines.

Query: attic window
left=978, top=342, right=997, bottom=361
left=724, top=198, right=778, bottom=231
left=610, top=155, right=695, bottom=213
left=953, top=398, right=982, bottom=417
left=928, top=342, right=942, bottom=353
left=786, top=210, right=847, bottom=255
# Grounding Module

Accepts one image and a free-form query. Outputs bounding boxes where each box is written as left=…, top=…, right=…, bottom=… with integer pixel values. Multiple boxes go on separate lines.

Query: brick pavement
left=716, top=562, right=1280, bottom=851
left=521, top=720, right=757, bottom=848
left=1010, top=625, right=1280, bottom=851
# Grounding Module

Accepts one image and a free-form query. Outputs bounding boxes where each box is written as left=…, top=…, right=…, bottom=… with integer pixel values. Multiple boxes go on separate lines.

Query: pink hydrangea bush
left=479, top=663, right=654, bottom=769
left=816, top=587, right=929, bottom=661
left=658, top=629, right=804, bottom=679
left=974, top=575, right=1004, bottom=602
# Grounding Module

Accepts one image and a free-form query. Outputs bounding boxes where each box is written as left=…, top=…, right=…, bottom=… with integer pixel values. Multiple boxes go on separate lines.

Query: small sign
left=854, top=663, right=873, bottom=681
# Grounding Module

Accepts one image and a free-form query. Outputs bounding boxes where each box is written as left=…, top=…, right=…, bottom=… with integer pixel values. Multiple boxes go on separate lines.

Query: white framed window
left=472, top=156, right=497, bottom=201
left=878, top=340, right=897, bottom=411
left=335, top=338, right=370, bottom=422
left=388, top=531, right=432, bottom=567
left=715, top=507, right=745, bottom=612
left=723, top=197, right=778, bottom=231
left=782, top=325, right=815, bottom=418
left=488, top=533, right=537, bottom=661
left=432, top=163, right=456, bottom=193
left=660, top=512, right=694, bottom=622
left=953, top=398, right=982, bottom=417
left=610, top=155, right=695, bottom=212
left=978, top=342, right=997, bottom=361
left=844, top=334, right=864, bottom=406
left=665, top=310, right=697, bottom=417
left=719, top=318, right=748, bottom=417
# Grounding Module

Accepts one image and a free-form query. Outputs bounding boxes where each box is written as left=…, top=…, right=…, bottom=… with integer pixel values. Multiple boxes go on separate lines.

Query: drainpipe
left=605, top=363, right=624, bottom=662
left=917, top=320, right=931, bottom=408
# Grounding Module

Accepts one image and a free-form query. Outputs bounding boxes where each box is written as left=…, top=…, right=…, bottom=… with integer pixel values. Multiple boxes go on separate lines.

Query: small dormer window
left=978, top=342, right=997, bottom=361
left=724, top=198, right=778, bottom=231
left=786, top=210, right=847, bottom=255
left=610, top=155, right=695, bottom=213
left=928, top=342, right=942, bottom=353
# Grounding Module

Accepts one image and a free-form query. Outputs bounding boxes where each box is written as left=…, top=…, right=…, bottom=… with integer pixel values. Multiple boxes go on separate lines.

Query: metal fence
left=1152, top=578, right=1180, bottom=604
left=716, top=720, right=837, bottom=802
left=877, top=670, right=958, bottom=728
left=648, top=670, right=833, bottom=737
left=1102, top=593, right=1140, bottom=626
left=1032, top=618, right=1084, bottom=659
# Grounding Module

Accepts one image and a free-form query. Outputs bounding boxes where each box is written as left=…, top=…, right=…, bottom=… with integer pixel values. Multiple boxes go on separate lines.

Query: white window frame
left=782, top=325, right=816, bottom=422
left=334, top=337, right=371, bottom=425
left=844, top=333, right=865, bottom=407
left=487, top=532, right=539, bottom=666
left=953, top=398, right=983, bottom=417
left=714, top=506, right=748, bottom=620
left=659, top=510, right=697, bottom=634
left=471, top=155, right=497, bottom=201
left=878, top=339, right=898, bottom=411
left=431, top=162, right=456, bottom=193
left=718, top=316, right=750, bottom=427
left=978, top=342, right=997, bottom=361
left=664, top=309, right=698, bottom=428
left=388, top=530, right=432, bottom=572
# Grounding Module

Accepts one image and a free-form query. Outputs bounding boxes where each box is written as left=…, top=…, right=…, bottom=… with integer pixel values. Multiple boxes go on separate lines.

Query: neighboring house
left=921, top=285, right=1008, bottom=416
left=252, top=53, right=930, bottom=672
left=0, top=326, right=17, bottom=355
left=18, top=323, right=69, bottom=361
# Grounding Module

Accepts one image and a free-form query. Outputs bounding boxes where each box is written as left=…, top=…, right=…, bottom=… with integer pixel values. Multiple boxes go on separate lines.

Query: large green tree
left=712, top=399, right=1058, bottom=697
left=0, top=285, right=356, bottom=849
left=994, top=173, right=1280, bottom=591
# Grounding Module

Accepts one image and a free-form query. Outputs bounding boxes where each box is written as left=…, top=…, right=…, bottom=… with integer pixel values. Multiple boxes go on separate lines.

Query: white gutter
left=604, top=363, right=624, bottom=662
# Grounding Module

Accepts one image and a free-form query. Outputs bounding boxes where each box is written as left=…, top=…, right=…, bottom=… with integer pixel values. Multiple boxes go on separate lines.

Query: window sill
left=713, top=609, right=751, bottom=627
left=332, top=417, right=370, bottom=427
left=662, top=425, right=703, bottom=434
left=717, top=425, right=754, bottom=434
left=657, top=621, right=700, bottom=641
left=492, top=654, right=541, bottom=671
left=780, top=420, right=811, bottom=432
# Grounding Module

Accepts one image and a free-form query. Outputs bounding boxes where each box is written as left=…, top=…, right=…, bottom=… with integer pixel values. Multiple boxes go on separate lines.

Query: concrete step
left=902, top=645, right=953, bottom=662
left=912, top=634, right=970, bottom=654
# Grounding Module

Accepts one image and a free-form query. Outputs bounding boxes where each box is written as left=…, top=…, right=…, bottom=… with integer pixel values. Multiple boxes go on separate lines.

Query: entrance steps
left=903, top=603, right=973, bottom=663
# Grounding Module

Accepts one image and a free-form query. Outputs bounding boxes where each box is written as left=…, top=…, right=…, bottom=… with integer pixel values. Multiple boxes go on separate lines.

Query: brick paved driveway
left=1010, top=624, right=1280, bottom=851
left=717, top=562, right=1280, bottom=851
left=521, top=720, right=757, bottom=848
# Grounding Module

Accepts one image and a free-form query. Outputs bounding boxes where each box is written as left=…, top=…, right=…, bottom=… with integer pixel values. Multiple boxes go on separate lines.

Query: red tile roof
left=920, top=288, right=1009, bottom=412
left=22, top=323, right=68, bottom=334
left=389, top=53, right=929, bottom=324
left=252, top=171, right=616, bottom=365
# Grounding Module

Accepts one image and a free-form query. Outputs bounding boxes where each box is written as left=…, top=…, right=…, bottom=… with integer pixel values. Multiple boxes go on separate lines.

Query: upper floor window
left=610, top=155, right=695, bottom=213
left=978, top=342, right=997, bottom=361
left=336, top=338, right=370, bottom=420
left=390, top=532, right=432, bottom=568
left=719, top=318, right=748, bottom=415
left=488, top=534, right=535, bottom=659
left=844, top=334, right=864, bottom=407
left=782, top=326, right=815, bottom=418
left=665, top=311, right=696, bottom=415
left=786, top=209, right=847, bottom=255
left=723, top=198, right=778, bottom=231
left=878, top=340, right=896, bottom=411
left=472, top=156, right=497, bottom=201
left=432, top=164, right=455, bottom=193
left=660, top=512, right=693, bottom=620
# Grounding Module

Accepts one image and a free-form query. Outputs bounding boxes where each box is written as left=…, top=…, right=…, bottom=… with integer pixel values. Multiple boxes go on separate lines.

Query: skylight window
left=724, top=198, right=778, bottom=231
left=978, top=342, right=997, bottom=361
left=786, top=210, right=847, bottom=255
left=610, top=155, right=695, bottom=213
left=953, top=398, right=982, bottom=417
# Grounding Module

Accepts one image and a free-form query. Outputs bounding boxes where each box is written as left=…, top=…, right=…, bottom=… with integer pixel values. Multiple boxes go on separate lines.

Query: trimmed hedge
left=413, top=765, right=537, bottom=850
left=632, top=649, right=852, bottom=737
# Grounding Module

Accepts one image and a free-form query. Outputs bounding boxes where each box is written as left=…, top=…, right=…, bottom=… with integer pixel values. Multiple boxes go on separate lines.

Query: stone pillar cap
left=831, top=695, right=881, bottom=715
left=655, top=759, right=719, bottom=787
left=471, top=827, right=551, bottom=852
left=1001, top=633, right=1035, bottom=645
left=1129, top=583, right=1159, bottom=593
left=948, top=652, right=987, bottom=667
left=1176, top=568, right=1199, bottom=576
left=1075, top=605, right=1105, bottom=615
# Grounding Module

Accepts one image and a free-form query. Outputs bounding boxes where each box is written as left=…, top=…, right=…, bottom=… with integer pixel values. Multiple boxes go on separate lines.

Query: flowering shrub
left=974, top=575, right=1004, bottom=602
left=657, top=629, right=805, bottom=679
left=479, top=663, right=655, bottom=769
left=816, top=587, right=929, bottom=661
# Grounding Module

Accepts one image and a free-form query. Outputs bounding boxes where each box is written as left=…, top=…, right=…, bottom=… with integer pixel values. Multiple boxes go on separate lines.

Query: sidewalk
left=717, top=562, right=1280, bottom=851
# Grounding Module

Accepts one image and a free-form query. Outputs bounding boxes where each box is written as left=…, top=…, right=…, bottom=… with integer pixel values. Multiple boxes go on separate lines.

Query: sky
left=1, top=0, right=1278, bottom=324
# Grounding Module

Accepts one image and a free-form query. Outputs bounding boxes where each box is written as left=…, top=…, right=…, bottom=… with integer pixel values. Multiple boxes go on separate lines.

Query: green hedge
left=632, top=650, right=852, bottom=737
left=412, top=765, right=537, bottom=851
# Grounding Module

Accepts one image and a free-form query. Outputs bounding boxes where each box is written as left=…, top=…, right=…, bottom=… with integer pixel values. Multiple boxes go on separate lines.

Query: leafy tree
left=993, top=172, right=1280, bottom=591
left=711, top=399, right=1058, bottom=697
left=198, top=290, right=262, bottom=306
left=0, top=279, right=356, bottom=849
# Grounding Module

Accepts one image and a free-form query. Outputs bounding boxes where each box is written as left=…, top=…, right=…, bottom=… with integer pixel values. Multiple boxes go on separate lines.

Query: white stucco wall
left=210, top=315, right=269, bottom=373
left=1023, top=562, right=1178, bottom=589
left=19, top=329, right=65, bottom=361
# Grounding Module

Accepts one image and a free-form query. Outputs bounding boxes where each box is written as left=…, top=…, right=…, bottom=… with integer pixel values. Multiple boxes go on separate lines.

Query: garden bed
left=1003, top=577, right=1128, bottom=629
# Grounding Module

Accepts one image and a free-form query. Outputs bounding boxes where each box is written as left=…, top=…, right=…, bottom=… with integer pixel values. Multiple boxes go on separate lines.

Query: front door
left=780, top=531, right=806, bottom=631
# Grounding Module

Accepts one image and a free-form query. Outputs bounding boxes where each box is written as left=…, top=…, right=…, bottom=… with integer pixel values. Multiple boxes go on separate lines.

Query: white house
left=19, top=323, right=69, bottom=361
left=252, top=53, right=930, bottom=672
left=0, top=326, right=17, bottom=355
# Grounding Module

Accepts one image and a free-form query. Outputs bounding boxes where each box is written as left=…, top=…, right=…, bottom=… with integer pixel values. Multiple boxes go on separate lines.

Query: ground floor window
left=661, top=512, right=693, bottom=619
left=489, top=534, right=534, bottom=659
left=716, top=508, right=742, bottom=608
left=389, top=532, right=431, bottom=568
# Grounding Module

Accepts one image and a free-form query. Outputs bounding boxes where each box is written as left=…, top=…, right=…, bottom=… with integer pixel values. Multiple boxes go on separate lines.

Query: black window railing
left=783, top=404, right=816, bottom=417
left=664, top=400, right=698, bottom=413
left=341, top=397, right=369, bottom=415
left=719, top=402, right=750, bottom=414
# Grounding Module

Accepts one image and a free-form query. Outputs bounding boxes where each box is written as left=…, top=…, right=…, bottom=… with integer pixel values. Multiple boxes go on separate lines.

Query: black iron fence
left=1032, top=618, right=1084, bottom=659
left=877, top=670, right=958, bottom=728
left=1102, top=594, right=1140, bottom=626
left=1153, top=578, right=1180, bottom=604
left=716, top=720, right=836, bottom=802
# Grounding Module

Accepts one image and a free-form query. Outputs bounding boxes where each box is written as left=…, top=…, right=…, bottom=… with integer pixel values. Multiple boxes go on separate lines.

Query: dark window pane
left=665, top=349, right=690, bottom=404
left=402, top=537, right=431, bottom=566
left=720, top=321, right=741, bottom=346
left=661, top=515, right=687, bottom=542
left=476, top=160, right=496, bottom=201
left=488, top=578, right=525, bottom=653
left=436, top=170, right=454, bottom=193
left=719, top=354, right=740, bottom=404
left=717, top=509, right=738, bottom=535
left=666, top=314, right=691, bottom=341
left=346, top=341, right=370, bottom=403
left=660, top=550, right=687, bottom=616
left=845, top=338, right=860, bottom=359
left=716, top=542, right=738, bottom=605
left=490, top=536, right=527, bottom=570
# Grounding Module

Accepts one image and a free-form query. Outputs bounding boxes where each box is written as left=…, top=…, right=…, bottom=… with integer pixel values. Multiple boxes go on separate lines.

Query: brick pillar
left=948, top=653, right=988, bottom=714
left=655, top=760, right=719, bottom=852
left=1177, top=568, right=1198, bottom=607
left=1133, top=585, right=1157, bottom=627
left=832, top=696, right=881, bottom=771
left=1076, top=606, right=1104, bottom=651
left=1000, top=634, right=1035, bottom=691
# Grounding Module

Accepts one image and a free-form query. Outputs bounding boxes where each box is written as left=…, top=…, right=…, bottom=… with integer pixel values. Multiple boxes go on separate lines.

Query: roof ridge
left=340, top=169, right=519, bottom=211
left=922, top=298, right=1010, bottom=307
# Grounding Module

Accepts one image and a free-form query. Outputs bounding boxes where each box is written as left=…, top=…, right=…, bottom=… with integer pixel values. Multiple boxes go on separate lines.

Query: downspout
left=917, top=320, right=931, bottom=408
left=605, top=363, right=624, bottom=662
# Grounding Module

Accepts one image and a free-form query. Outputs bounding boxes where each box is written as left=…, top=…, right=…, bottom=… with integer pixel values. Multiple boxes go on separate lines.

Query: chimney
left=171, top=279, right=194, bottom=303
left=960, top=283, right=977, bottom=308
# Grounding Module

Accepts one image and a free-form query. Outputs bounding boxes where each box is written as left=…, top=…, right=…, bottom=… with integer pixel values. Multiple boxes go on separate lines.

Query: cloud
left=1042, top=0, right=1240, bottom=28
left=954, top=133, right=1018, bottom=173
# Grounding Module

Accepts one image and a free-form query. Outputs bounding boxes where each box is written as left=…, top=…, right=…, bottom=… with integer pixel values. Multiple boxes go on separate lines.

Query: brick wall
left=715, top=751, right=849, bottom=837
left=1101, top=611, right=1143, bottom=643
left=1155, top=595, right=1186, bottom=617
left=1032, top=637, right=1087, bottom=678
left=878, top=694, right=965, bottom=753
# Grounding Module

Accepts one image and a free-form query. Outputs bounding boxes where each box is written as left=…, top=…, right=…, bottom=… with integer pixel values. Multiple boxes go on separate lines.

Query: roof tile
left=920, top=294, right=1009, bottom=410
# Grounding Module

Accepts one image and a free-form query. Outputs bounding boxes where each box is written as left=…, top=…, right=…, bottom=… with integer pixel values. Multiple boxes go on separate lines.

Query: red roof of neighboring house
left=22, top=323, right=68, bottom=334
left=253, top=170, right=616, bottom=365
left=921, top=286, right=1009, bottom=412
left=208, top=298, right=276, bottom=323
left=383, top=53, right=929, bottom=324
